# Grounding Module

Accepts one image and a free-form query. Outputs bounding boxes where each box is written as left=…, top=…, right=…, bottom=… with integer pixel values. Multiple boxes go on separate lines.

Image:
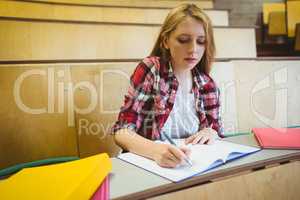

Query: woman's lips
left=184, top=58, right=197, bottom=63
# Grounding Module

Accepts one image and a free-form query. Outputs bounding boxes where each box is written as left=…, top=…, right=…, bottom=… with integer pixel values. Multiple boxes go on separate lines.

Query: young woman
left=112, top=4, right=224, bottom=168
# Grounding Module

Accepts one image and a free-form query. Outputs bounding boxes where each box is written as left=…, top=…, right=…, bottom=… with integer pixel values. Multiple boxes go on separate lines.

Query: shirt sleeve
left=111, top=61, right=155, bottom=134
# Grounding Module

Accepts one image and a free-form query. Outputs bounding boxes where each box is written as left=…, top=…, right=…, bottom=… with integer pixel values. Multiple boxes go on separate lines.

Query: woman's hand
left=151, top=143, right=191, bottom=168
left=185, top=128, right=219, bottom=145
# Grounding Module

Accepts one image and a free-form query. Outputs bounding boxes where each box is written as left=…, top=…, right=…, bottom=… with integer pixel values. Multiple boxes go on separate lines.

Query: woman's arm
left=114, top=128, right=191, bottom=168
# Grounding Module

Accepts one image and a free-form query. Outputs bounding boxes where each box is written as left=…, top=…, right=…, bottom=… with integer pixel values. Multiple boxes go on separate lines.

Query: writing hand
left=152, top=143, right=191, bottom=168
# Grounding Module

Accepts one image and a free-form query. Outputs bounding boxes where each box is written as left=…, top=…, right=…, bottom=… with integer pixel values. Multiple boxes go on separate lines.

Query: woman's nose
left=188, top=41, right=197, bottom=53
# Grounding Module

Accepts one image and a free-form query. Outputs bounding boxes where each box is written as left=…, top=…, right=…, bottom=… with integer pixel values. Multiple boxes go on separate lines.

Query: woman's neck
left=174, top=69, right=193, bottom=93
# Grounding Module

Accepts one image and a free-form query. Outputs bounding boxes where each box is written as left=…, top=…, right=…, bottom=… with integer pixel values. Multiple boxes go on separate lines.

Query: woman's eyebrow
left=177, top=34, right=205, bottom=38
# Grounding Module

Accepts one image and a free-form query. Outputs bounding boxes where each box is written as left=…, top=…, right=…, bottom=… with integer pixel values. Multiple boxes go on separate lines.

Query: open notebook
left=118, top=139, right=260, bottom=182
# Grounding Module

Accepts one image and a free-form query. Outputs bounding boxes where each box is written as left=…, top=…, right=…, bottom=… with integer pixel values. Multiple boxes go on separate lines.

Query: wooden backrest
left=27, top=0, right=214, bottom=9
left=262, top=3, right=285, bottom=25
left=70, top=59, right=300, bottom=151
left=287, top=0, right=300, bottom=37
left=2, top=59, right=299, bottom=163
left=295, top=23, right=300, bottom=51
left=0, top=65, right=78, bottom=169
left=210, top=61, right=238, bottom=135
left=268, top=11, right=287, bottom=35
left=234, top=59, right=300, bottom=132
left=70, top=63, right=137, bottom=157
left=0, top=19, right=256, bottom=61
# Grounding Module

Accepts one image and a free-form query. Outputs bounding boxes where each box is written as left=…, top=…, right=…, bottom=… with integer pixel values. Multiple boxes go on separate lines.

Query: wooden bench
left=25, top=0, right=214, bottom=9
left=0, top=0, right=228, bottom=26
left=233, top=58, right=300, bottom=132
left=0, top=19, right=256, bottom=61
left=1, top=58, right=300, bottom=168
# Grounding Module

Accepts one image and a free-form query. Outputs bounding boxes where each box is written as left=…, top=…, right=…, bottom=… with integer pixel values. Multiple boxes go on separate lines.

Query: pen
left=162, top=132, right=193, bottom=167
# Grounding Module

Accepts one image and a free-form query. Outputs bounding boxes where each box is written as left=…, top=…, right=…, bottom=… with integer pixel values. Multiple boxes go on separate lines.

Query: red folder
left=90, top=176, right=109, bottom=200
left=252, top=128, right=300, bottom=149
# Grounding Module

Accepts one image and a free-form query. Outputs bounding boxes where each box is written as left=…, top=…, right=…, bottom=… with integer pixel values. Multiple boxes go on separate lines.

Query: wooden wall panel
left=149, top=161, right=300, bottom=200
left=0, top=65, right=78, bottom=169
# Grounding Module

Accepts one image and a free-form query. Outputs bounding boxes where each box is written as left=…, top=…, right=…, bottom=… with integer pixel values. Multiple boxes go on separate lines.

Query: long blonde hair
left=150, top=4, right=215, bottom=74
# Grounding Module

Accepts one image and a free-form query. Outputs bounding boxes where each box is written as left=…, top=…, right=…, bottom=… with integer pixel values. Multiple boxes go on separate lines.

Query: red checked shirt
left=112, top=56, right=224, bottom=139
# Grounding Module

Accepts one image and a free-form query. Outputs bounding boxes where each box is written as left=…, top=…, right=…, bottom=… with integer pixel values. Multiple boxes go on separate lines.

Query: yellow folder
left=0, top=153, right=111, bottom=200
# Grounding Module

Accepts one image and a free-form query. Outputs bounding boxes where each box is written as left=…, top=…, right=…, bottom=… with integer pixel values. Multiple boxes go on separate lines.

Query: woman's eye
left=177, top=37, right=206, bottom=44
left=197, top=40, right=206, bottom=45
left=177, top=38, right=189, bottom=43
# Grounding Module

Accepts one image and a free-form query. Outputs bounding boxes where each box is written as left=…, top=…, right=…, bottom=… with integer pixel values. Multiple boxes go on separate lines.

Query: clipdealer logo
left=250, top=67, right=288, bottom=128
left=13, top=67, right=130, bottom=134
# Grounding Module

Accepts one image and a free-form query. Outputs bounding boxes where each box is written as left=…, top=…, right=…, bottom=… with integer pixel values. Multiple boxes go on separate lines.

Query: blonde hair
left=150, top=4, right=215, bottom=74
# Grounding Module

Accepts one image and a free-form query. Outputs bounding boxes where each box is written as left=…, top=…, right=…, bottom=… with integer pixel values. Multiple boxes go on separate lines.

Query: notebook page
left=189, top=140, right=260, bottom=162
left=173, top=139, right=255, bottom=164
left=220, top=141, right=261, bottom=161
left=118, top=152, right=208, bottom=182
left=118, top=139, right=260, bottom=182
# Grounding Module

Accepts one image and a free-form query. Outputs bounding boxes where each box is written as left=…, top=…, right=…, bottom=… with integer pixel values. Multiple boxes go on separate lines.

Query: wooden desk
left=110, top=135, right=300, bottom=200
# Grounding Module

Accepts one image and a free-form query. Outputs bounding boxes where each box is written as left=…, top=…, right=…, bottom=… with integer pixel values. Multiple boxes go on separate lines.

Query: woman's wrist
left=149, top=142, right=161, bottom=160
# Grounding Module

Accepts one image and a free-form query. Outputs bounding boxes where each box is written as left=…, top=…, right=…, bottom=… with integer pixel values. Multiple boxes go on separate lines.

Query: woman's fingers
left=166, top=149, right=181, bottom=163
left=185, top=134, right=196, bottom=145
left=207, top=138, right=215, bottom=145
left=160, top=157, right=178, bottom=168
left=179, top=146, right=191, bottom=157
left=191, top=135, right=200, bottom=145
left=186, top=128, right=218, bottom=145
left=168, top=145, right=187, bottom=163
left=198, top=136, right=209, bottom=144
left=161, top=146, right=189, bottom=167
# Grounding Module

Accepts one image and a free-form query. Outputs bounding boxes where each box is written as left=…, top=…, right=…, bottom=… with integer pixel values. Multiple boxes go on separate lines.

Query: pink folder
left=252, top=128, right=300, bottom=149
left=90, top=176, right=109, bottom=200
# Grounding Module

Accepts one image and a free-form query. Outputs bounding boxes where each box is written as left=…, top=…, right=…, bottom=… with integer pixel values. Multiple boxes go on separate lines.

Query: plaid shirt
left=112, top=56, right=224, bottom=139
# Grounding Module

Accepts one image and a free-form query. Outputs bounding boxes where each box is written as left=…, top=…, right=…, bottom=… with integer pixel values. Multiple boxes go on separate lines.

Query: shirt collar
left=164, top=60, right=210, bottom=90
left=160, top=60, right=175, bottom=79
left=192, top=67, right=210, bottom=90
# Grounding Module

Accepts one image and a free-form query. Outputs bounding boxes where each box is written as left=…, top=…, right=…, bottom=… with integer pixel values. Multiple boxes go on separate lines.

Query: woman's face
left=164, top=16, right=206, bottom=73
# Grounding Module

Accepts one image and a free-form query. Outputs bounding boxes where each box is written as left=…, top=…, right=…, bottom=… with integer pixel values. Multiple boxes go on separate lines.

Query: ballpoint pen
left=162, top=132, right=193, bottom=167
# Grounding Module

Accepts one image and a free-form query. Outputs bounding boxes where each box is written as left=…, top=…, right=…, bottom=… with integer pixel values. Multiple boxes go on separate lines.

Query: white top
left=161, top=84, right=199, bottom=139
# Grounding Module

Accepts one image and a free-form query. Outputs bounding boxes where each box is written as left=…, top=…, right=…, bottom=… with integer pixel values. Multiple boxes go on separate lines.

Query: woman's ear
left=162, top=37, right=169, bottom=50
